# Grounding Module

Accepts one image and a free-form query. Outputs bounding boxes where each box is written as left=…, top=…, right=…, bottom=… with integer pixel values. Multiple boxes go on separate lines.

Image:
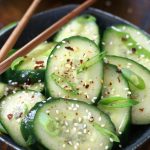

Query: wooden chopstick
left=0, top=0, right=96, bottom=75
left=0, top=0, right=42, bottom=62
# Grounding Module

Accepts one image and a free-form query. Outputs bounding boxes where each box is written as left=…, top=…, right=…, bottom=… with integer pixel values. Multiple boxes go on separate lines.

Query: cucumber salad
left=0, top=14, right=150, bottom=150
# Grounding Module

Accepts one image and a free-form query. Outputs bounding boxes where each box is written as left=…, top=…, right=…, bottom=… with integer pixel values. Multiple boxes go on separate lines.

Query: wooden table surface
left=0, top=0, right=150, bottom=149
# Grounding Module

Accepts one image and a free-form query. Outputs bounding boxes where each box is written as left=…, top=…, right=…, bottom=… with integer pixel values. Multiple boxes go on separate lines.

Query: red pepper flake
left=121, top=37, right=128, bottom=42
left=7, top=114, right=13, bottom=120
left=65, top=46, right=74, bottom=51
left=116, top=69, right=122, bottom=74
left=34, top=64, right=44, bottom=69
left=109, top=82, right=112, bottom=86
left=35, top=60, right=44, bottom=64
left=89, top=116, right=94, bottom=122
left=19, top=112, right=23, bottom=118
left=117, top=76, right=121, bottom=83
left=139, top=108, right=144, bottom=112
left=85, top=84, right=89, bottom=89
left=80, top=60, right=83, bottom=64
left=67, top=59, right=70, bottom=62
left=131, top=48, right=137, bottom=53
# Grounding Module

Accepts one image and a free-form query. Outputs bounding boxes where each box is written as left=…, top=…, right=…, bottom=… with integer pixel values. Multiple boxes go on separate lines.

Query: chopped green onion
left=93, top=122, right=120, bottom=143
left=99, top=96, right=139, bottom=108
left=122, top=68, right=145, bottom=89
left=11, top=57, right=24, bottom=70
left=51, top=73, right=78, bottom=95
left=77, top=51, right=106, bottom=74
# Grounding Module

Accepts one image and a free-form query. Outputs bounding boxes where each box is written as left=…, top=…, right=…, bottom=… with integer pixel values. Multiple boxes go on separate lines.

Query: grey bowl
left=0, top=4, right=150, bottom=150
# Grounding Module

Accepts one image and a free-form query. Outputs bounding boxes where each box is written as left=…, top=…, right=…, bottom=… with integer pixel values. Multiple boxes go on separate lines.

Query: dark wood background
left=0, top=0, right=150, bottom=149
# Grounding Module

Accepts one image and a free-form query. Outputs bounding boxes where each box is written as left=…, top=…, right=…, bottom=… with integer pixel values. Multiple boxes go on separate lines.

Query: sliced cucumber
left=0, top=22, right=17, bottom=36
left=102, top=25, right=150, bottom=70
left=46, top=36, right=103, bottom=104
left=0, top=122, right=7, bottom=134
left=21, top=82, right=44, bottom=93
left=0, top=90, right=45, bottom=147
left=105, top=56, right=150, bottom=124
left=4, top=42, right=57, bottom=84
left=98, top=64, right=130, bottom=136
left=22, top=98, right=117, bottom=150
left=54, top=14, right=100, bottom=45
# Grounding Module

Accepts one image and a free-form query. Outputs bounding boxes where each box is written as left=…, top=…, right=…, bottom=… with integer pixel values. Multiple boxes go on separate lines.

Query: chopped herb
left=11, top=57, right=24, bottom=70
left=93, top=122, right=120, bottom=143
left=77, top=51, right=106, bottom=74
left=99, top=96, right=139, bottom=108
left=122, top=68, right=145, bottom=89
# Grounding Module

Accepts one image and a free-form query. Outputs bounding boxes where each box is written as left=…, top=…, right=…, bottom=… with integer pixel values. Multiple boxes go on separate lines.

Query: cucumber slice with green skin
left=0, top=22, right=17, bottom=36
left=102, top=25, right=150, bottom=70
left=0, top=82, right=20, bottom=98
left=98, top=64, right=130, bottom=136
left=0, top=122, right=7, bottom=134
left=54, top=14, right=100, bottom=45
left=105, top=55, right=150, bottom=125
left=0, top=90, right=45, bottom=147
left=22, top=82, right=44, bottom=93
left=46, top=36, right=103, bottom=104
left=22, top=98, right=117, bottom=150
left=4, top=42, right=57, bottom=84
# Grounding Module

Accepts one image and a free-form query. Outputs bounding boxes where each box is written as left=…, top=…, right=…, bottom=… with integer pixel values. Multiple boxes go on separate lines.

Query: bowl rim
left=0, top=4, right=150, bottom=150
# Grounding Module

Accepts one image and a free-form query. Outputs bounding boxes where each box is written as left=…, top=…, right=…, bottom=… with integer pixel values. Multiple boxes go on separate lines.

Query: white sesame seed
left=55, top=110, right=59, bottom=114
left=56, top=45, right=61, bottom=49
left=98, top=117, right=102, bottom=122
left=100, top=143, right=103, bottom=147
left=101, top=124, right=105, bottom=127
left=118, top=131, right=122, bottom=135
left=62, top=144, right=66, bottom=148
left=65, top=121, right=69, bottom=126
left=62, top=40, right=66, bottom=44
left=50, top=54, right=54, bottom=58
left=78, top=117, right=82, bottom=123
left=105, top=145, right=109, bottom=150
left=65, top=129, right=70, bottom=133
left=110, top=137, right=113, bottom=142
left=68, top=141, right=72, bottom=145
left=119, top=144, right=122, bottom=148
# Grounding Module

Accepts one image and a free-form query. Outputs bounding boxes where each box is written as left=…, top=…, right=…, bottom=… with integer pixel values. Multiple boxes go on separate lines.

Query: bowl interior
left=0, top=4, right=150, bottom=150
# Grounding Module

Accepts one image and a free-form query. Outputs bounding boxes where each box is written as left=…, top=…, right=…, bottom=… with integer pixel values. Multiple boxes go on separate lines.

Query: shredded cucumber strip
left=77, top=51, right=106, bottom=74
left=93, top=122, right=120, bottom=143
left=99, top=96, right=139, bottom=108
left=51, top=73, right=78, bottom=95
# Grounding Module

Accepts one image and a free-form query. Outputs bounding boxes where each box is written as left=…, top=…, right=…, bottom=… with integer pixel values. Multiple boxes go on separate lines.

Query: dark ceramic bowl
left=0, top=4, right=150, bottom=150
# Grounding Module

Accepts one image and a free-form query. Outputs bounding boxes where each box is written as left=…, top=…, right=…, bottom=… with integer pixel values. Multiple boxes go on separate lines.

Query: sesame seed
left=55, top=110, right=59, bottom=114
left=119, top=144, right=122, bottom=148
left=105, top=145, right=109, bottom=150
left=62, top=144, right=66, bottom=148
left=98, top=117, right=102, bottom=122
left=101, top=124, right=105, bottom=127
left=56, top=45, right=61, bottom=49
left=50, top=54, right=54, bottom=58
left=118, top=131, right=122, bottom=135
left=62, top=41, right=66, bottom=44
left=74, top=145, right=78, bottom=149
left=65, top=129, right=70, bottom=133
left=65, top=121, right=69, bottom=126
left=110, top=137, right=113, bottom=142
left=100, top=143, right=103, bottom=146
left=68, top=141, right=72, bottom=145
